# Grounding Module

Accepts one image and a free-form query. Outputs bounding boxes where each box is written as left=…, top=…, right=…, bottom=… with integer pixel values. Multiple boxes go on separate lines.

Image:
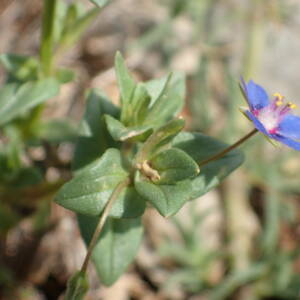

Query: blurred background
left=1, top=0, right=300, bottom=299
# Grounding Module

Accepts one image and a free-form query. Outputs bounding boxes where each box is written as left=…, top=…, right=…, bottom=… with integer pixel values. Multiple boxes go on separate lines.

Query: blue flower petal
left=241, top=79, right=269, bottom=111
left=245, top=110, right=270, bottom=136
left=278, top=115, right=300, bottom=140
left=273, top=134, right=300, bottom=151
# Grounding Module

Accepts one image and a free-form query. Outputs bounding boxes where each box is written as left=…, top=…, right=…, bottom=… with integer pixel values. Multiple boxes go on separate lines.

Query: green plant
left=54, top=52, right=244, bottom=298
left=0, top=0, right=106, bottom=296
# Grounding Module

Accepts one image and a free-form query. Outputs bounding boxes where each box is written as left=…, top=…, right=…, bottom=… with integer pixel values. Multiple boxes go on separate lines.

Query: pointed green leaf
left=104, top=115, right=152, bottom=141
left=55, top=149, right=145, bottom=218
left=72, top=89, right=119, bottom=171
left=150, top=148, right=200, bottom=184
left=63, top=3, right=79, bottom=28
left=135, top=118, right=185, bottom=163
left=0, top=79, right=59, bottom=126
left=144, top=72, right=185, bottom=126
left=58, top=7, right=101, bottom=50
left=115, top=52, right=136, bottom=124
left=144, top=73, right=171, bottom=106
left=130, top=83, right=151, bottom=125
left=78, top=216, right=143, bottom=285
left=172, top=132, right=244, bottom=198
left=134, top=172, right=192, bottom=217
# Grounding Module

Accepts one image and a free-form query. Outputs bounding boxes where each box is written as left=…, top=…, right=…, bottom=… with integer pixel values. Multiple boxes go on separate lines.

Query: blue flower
left=240, top=78, right=300, bottom=150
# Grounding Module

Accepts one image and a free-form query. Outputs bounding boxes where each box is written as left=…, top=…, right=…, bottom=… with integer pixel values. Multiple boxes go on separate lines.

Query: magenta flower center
left=255, top=94, right=296, bottom=134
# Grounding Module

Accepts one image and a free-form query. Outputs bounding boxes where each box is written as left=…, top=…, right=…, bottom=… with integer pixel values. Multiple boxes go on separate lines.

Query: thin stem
left=198, top=128, right=258, bottom=167
left=40, top=0, right=57, bottom=76
left=80, top=177, right=130, bottom=273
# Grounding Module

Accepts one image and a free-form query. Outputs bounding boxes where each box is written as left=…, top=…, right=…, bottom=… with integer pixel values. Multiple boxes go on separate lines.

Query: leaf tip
left=115, top=51, right=123, bottom=64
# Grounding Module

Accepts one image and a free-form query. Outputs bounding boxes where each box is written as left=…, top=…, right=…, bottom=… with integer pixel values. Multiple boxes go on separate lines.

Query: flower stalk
left=198, top=128, right=258, bottom=167
left=80, top=177, right=131, bottom=273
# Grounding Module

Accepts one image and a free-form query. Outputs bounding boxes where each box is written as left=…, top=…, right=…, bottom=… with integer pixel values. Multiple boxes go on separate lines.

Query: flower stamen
left=257, top=94, right=297, bottom=133
left=287, top=102, right=297, bottom=109
left=273, top=92, right=284, bottom=101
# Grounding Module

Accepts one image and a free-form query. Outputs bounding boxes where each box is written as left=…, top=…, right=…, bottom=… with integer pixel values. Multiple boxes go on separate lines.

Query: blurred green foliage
left=0, top=1, right=102, bottom=296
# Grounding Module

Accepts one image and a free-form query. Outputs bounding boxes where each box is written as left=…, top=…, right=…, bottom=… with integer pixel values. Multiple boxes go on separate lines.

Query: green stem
left=80, top=177, right=130, bottom=273
left=40, top=0, right=57, bottom=76
left=198, top=128, right=258, bottom=167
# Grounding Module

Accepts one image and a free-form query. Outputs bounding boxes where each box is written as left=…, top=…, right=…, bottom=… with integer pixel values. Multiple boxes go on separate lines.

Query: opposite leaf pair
left=55, top=53, right=243, bottom=286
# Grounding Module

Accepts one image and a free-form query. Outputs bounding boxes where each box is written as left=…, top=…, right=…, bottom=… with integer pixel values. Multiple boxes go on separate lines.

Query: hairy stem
left=80, top=177, right=130, bottom=273
left=199, top=128, right=258, bottom=167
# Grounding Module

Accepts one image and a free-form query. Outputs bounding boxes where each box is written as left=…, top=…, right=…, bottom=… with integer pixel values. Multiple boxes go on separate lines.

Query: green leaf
left=135, top=118, right=185, bottom=163
left=58, top=7, right=101, bottom=51
left=145, top=73, right=171, bottom=106
left=0, top=53, right=38, bottom=82
left=62, top=3, right=80, bottom=32
left=52, top=1, right=70, bottom=46
left=115, top=82, right=151, bottom=128
left=78, top=216, right=143, bottom=285
left=150, top=148, right=200, bottom=184
left=144, top=72, right=185, bottom=126
left=72, top=89, right=119, bottom=172
left=55, top=149, right=145, bottom=218
left=0, top=79, right=59, bottom=126
left=114, top=55, right=184, bottom=129
left=135, top=131, right=243, bottom=217
left=104, top=115, right=152, bottom=141
left=115, top=52, right=136, bottom=124
left=37, top=119, right=77, bottom=143
left=130, top=83, right=151, bottom=125
left=134, top=172, right=193, bottom=217
left=64, top=271, right=89, bottom=300
left=172, top=132, right=244, bottom=198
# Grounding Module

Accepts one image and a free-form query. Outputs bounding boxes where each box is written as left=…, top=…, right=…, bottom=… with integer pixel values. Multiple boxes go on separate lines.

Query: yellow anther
left=275, top=99, right=283, bottom=106
left=273, top=92, right=284, bottom=100
left=287, top=102, right=297, bottom=109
